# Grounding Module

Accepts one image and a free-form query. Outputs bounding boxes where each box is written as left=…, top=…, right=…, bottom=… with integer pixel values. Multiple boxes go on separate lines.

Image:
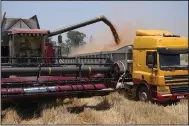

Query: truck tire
left=138, top=86, right=149, bottom=102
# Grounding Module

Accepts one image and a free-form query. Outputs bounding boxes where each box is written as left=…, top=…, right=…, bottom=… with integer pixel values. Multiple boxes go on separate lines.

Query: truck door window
left=146, top=51, right=157, bottom=68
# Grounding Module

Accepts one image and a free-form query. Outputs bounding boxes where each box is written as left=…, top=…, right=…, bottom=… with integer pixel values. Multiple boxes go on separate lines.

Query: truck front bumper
left=156, top=93, right=188, bottom=102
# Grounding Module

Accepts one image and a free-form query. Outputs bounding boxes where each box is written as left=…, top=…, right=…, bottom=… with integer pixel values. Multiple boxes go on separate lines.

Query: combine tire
left=138, top=86, right=149, bottom=102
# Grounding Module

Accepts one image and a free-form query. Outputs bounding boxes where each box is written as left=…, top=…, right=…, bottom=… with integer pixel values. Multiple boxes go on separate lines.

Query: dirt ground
left=1, top=92, right=188, bottom=125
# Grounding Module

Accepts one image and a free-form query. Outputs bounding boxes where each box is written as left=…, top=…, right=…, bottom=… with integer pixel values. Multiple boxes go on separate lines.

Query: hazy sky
left=2, top=1, right=188, bottom=43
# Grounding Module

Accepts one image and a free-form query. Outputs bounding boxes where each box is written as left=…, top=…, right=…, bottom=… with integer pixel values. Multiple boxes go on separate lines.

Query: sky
left=2, top=1, right=188, bottom=44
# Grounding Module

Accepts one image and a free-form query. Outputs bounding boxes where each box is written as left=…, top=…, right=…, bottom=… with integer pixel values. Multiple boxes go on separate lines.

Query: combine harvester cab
left=1, top=28, right=123, bottom=104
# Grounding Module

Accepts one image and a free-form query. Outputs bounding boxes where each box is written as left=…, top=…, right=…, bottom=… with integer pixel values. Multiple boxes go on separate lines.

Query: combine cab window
left=13, top=35, right=43, bottom=64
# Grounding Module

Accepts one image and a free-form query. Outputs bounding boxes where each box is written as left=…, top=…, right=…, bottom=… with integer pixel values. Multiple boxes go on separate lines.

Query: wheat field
left=1, top=92, right=188, bottom=125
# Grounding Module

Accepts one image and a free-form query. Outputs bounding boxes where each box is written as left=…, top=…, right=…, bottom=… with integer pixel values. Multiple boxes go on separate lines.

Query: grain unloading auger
left=1, top=15, right=124, bottom=104
left=48, top=15, right=120, bottom=44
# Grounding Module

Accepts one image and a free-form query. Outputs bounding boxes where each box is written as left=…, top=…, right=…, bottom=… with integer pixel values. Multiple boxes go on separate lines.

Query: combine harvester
left=1, top=15, right=121, bottom=104
left=1, top=14, right=188, bottom=105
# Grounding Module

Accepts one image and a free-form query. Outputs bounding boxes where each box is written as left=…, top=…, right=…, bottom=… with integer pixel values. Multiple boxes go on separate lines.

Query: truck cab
left=132, top=30, right=188, bottom=102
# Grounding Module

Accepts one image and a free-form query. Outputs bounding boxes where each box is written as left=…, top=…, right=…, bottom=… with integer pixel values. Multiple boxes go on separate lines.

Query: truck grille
left=164, top=75, right=188, bottom=85
left=169, top=85, right=188, bottom=94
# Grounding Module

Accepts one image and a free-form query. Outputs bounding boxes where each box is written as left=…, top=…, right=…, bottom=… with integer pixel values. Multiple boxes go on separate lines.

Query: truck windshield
left=159, top=53, right=188, bottom=70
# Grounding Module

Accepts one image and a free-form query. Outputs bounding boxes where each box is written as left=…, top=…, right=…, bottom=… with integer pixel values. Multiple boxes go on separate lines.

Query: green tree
left=65, top=30, right=86, bottom=48
left=60, top=30, right=86, bottom=55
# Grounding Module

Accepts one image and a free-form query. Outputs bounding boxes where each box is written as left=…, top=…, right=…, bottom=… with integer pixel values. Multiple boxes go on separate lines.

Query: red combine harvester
left=1, top=15, right=125, bottom=104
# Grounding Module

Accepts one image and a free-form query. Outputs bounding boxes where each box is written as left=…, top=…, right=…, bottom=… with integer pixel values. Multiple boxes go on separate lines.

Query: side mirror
left=58, top=34, right=62, bottom=43
left=147, top=54, right=154, bottom=68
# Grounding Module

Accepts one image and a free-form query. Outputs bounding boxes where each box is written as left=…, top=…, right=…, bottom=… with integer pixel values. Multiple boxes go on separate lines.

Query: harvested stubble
left=1, top=92, right=188, bottom=125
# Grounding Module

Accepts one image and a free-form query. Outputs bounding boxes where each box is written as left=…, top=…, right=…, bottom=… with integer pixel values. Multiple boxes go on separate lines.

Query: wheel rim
left=140, top=92, right=148, bottom=101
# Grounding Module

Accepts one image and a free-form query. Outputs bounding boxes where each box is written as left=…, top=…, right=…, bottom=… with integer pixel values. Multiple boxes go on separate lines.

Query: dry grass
left=1, top=92, right=188, bottom=125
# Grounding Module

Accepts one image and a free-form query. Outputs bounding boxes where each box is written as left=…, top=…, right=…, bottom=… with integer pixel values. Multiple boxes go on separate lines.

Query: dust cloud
left=68, top=4, right=146, bottom=56
left=69, top=23, right=139, bottom=56
left=68, top=2, right=188, bottom=57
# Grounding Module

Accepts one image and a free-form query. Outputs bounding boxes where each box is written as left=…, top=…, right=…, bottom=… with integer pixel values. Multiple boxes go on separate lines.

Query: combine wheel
left=138, top=86, right=149, bottom=102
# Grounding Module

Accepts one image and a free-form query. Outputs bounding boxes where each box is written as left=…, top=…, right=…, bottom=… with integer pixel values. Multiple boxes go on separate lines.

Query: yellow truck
left=76, top=30, right=188, bottom=103
left=131, top=30, right=188, bottom=102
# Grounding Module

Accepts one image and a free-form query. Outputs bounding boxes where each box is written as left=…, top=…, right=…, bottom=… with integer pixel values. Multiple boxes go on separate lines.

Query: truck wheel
left=138, top=86, right=149, bottom=102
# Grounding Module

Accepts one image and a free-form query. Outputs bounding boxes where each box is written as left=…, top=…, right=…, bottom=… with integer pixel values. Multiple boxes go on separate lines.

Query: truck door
left=146, top=51, right=158, bottom=85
